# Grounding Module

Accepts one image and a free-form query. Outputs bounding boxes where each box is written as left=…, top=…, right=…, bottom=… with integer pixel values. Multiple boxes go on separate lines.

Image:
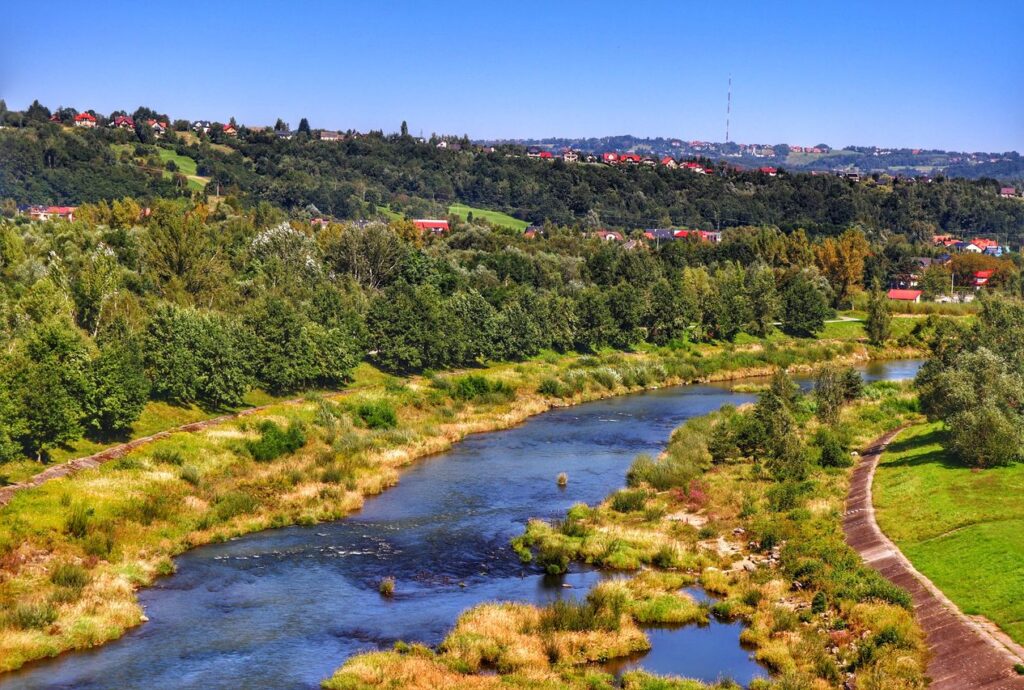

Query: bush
left=65, top=503, right=91, bottom=539
left=355, top=400, right=398, bottom=430
left=50, top=563, right=89, bottom=590
left=180, top=465, right=201, bottom=486
left=8, top=602, right=57, bottom=630
left=152, top=446, right=185, bottom=465
left=537, top=377, right=568, bottom=397
left=610, top=489, right=648, bottom=513
left=213, top=491, right=258, bottom=522
left=246, top=420, right=307, bottom=461
left=379, top=576, right=395, bottom=597
left=450, top=375, right=515, bottom=404
left=816, top=428, right=852, bottom=468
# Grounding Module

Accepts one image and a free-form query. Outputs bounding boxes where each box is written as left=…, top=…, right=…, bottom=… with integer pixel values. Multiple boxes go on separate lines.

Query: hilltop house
left=413, top=219, right=449, bottom=234
left=562, top=150, right=579, bottom=163
left=320, top=130, right=342, bottom=141
left=643, top=228, right=676, bottom=243
left=112, top=115, right=134, bottom=130
left=619, top=153, right=643, bottom=165
left=146, top=119, right=169, bottom=137
left=222, top=123, right=238, bottom=136
left=591, top=230, right=624, bottom=241
left=1000, top=186, right=1017, bottom=198
left=74, top=112, right=97, bottom=128
left=26, top=205, right=77, bottom=222
left=759, top=166, right=778, bottom=176
left=192, top=120, right=212, bottom=134
left=601, top=152, right=619, bottom=164
left=660, top=157, right=678, bottom=168
left=973, top=270, right=994, bottom=288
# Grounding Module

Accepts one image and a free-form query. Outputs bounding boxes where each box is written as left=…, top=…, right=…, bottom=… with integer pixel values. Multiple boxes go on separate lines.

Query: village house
left=619, top=153, right=643, bottom=165
left=972, top=270, right=994, bottom=288
left=591, top=229, right=624, bottom=241
left=562, top=150, right=579, bottom=163
left=413, top=219, right=450, bottom=235
left=1000, top=186, right=1018, bottom=198
left=319, top=130, right=342, bottom=141
left=660, top=156, right=678, bottom=168
left=526, top=147, right=543, bottom=158
left=112, top=115, right=134, bottom=130
left=643, top=228, right=676, bottom=243
left=681, top=161, right=708, bottom=174
left=222, top=123, right=238, bottom=136
left=275, top=130, right=294, bottom=140
left=74, top=112, right=97, bottom=128
left=601, top=152, right=619, bottom=165
left=887, top=289, right=922, bottom=303
left=192, top=120, right=212, bottom=134
left=759, top=166, right=778, bottom=176
left=25, top=205, right=77, bottom=222
left=146, top=119, right=169, bottom=137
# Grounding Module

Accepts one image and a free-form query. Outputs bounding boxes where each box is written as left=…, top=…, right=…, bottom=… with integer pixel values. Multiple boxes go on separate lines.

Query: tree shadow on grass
left=883, top=428, right=964, bottom=470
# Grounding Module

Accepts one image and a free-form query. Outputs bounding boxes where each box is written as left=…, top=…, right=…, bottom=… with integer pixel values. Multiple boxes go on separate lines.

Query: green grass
left=875, top=422, right=1024, bottom=644
left=375, top=205, right=404, bottom=221
left=109, top=144, right=206, bottom=191
left=448, top=204, right=529, bottom=231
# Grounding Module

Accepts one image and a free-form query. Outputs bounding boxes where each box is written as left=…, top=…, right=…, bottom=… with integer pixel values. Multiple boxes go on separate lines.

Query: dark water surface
left=4, top=360, right=921, bottom=690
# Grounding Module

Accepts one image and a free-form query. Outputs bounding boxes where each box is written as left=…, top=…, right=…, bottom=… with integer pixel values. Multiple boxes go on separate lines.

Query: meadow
left=448, top=203, right=530, bottom=231
left=874, top=421, right=1024, bottom=645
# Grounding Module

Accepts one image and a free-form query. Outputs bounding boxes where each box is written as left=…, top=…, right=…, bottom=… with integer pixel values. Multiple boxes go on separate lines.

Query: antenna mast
left=725, top=74, right=732, bottom=143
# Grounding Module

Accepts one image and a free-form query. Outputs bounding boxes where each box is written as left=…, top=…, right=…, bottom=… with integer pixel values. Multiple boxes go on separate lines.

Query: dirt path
left=844, top=429, right=1024, bottom=689
left=0, top=396, right=317, bottom=508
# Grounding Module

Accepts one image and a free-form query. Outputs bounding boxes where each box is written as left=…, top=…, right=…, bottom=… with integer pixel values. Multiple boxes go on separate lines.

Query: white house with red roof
left=887, top=289, right=922, bottom=302
left=972, top=270, right=994, bottom=288
left=222, top=123, right=238, bottom=136
left=759, top=166, right=778, bottom=176
left=660, top=156, right=678, bottom=168
left=413, top=219, right=449, bottom=234
left=112, top=115, right=135, bottom=130
left=1000, top=186, right=1018, bottom=198
left=591, top=230, right=624, bottom=241
left=74, top=112, right=97, bottom=128
left=27, top=206, right=77, bottom=222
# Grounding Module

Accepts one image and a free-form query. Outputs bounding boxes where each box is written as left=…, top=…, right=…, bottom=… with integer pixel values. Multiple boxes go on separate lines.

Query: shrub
left=379, top=577, right=395, bottom=597
left=537, top=377, right=568, bottom=397
left=812, top=591, right=827, bottom=614
left=180, top=465, right=201, bottom=486
left=610, top=489, right=648, bottom=513
left=355, top=400, right=398, bottom=430
left=65, top=503, right=91, bottom=539
left=8, top=602, right=57, bottom=630
left=450, top=375, right=515, bottom=404
left=152, top=446, right=185, bottom=465
left=816, top=428, right=852, bottom=468
left=556, top=472, right=568, bottom=487
left=213, top=491, right=258, bottom=522
left=537, top=542, right=573, bottom=574
left=50, top=563, right=89, bottom=590
left=246, top=420, right=307, bottom=461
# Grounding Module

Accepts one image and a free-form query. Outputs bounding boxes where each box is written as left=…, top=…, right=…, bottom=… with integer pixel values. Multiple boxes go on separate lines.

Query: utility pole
left=725, top=74, right=732, bottom=143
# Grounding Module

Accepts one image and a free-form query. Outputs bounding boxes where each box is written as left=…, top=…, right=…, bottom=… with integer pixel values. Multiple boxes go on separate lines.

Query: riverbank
left=0, top=338, right=912, bottom=674
left=325, top=373, right=931, bottom=688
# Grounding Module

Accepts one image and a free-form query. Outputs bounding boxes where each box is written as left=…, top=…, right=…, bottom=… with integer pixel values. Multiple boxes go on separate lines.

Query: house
left=887, top=289, right=922, bottom=303
left=112, top=115, right=134, bottom=130
left=619, top=153, right=643, bottom=165
left=538, top=151, right=553, bottom=160
left=526, top=147, right=543, bottom=158
left=413, top=219, right=450, bottom=234
left=436, top=140, right=449, bottom=148
left=26, top=205, right=77, bottom=222
left=48, top=114, right=61, bottom=123
left=673, top=229, right=721, bottom=242
left=74, top=112, right=97, bottom=128
left=758, top=166, right=778, bottom=176
left=591, top=230, right=624, bottom=242
left=972, top=270, right=994, bottom=288
left=562, top=150, right=579, bottom=163
left=222, top=123, right=238, bottom=136
left=643, top=228, right=676, bottom=242
left=958, top=242, right=982, bottom=253
left=523, top=225, right=543, bottom=239
left=1000, top=186, right=1018, bottom=198
left=310, top=218, right=330, bottom=227
left=275, top=130, right=294, bottom=140
left=320, top=130, right=342, bottom=141
left=660, top=156, right=678, bottom=168
left=640, top=157, right=657, bottom=167
left=601, top=152, right=619, bottom=165
left=681, top=161, right=707, bottom=174
left=192, top=120, right=212, bottom=134
left=983, top=246, right=1005, bottom=257
left=146, top=119, right=169, bottom=137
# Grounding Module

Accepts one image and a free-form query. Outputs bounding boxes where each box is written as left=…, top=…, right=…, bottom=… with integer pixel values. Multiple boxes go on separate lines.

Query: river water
left=3, top=360, right=922, bottom=690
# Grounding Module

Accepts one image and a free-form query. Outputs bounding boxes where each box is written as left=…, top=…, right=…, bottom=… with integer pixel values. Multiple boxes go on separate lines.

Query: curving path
left=844, top=429, right=1024, bottom=689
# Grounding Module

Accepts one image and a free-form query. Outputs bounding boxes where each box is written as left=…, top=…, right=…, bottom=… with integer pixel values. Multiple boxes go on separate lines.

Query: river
left=3, top=359, right=922, bottom=690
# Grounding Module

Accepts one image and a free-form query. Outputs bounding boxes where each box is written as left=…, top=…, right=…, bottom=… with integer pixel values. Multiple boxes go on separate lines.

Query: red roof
left=538, top=151, right=553, bottom=159
left=413, top=219, right=449, bottom=232
left=759, top=166, right=777, bottom=174
left=887, top=289, right=922, bottom=301
left=114, top=115, right=134, bottom=127
left=974, top=270, right=995, bottom=278
left=74, top=112, right=96, bottom=122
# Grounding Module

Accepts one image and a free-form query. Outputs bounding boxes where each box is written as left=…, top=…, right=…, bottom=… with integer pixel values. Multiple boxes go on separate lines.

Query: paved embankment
left=844, top=429, right=1024, bottom=689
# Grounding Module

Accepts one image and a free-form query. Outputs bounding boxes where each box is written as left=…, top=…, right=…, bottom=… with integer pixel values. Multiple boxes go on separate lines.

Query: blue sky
left=2, top=1, right=1021, bottom=151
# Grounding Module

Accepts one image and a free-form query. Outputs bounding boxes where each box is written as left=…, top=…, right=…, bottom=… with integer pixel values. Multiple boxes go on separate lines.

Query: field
left=448, top=204, right=529, bottom=231
left=109, top=144, right=207, bottom=191
left=874, top=422, right=1024, bottom=645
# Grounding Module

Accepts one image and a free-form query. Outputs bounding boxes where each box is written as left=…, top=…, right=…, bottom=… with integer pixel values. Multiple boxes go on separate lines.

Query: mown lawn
left=875, top=422, right=1024, bottom=644
left=448, top=203, right=529, bottom=231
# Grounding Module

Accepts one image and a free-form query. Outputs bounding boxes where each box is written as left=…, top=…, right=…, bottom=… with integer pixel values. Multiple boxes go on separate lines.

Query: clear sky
left=2, top=1, right=1022, bottom=151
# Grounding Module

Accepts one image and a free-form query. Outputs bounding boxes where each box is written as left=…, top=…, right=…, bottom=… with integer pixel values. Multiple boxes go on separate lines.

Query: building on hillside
left=538, top=150, right=553, bottom=159
left=643, top=228, right=676, bottom=243
left=320, top=130, right=342, bottom=141
left=758, top=166, right=778, bottom=176
left=74, top=112, right=97, bottom=128
left=887, top=289, right=922, bottom=303
left=526, top=146, right=542, bottom=158
left=413, top=219, right=449, bottom=234
left=619, top=153, right=643, bottom=165
left=26, top=205, right=77, bottom=222
left=660, top=156, right=678, bottom=168
left=562, top=150, right=579, bottom=163
left=590, top=229, right=624, bottom=241
left=601, top=152, right=619, bottom=165
left=146, top=119, right=169, bottom=137
left=523, top=225, right=543, bottom=239
left=1000, top=186, right=1018, bottom=198
left=222, top=123, right=238, bottom=136
left=972, top=270, right=994, bottom=288
left=681, top=161, right=707, bottom=174
left=275, top=130, right=294, bottom=140
left=112, top=115, right=134, bottom=130
left=192, top=120, right=212, bottom=133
